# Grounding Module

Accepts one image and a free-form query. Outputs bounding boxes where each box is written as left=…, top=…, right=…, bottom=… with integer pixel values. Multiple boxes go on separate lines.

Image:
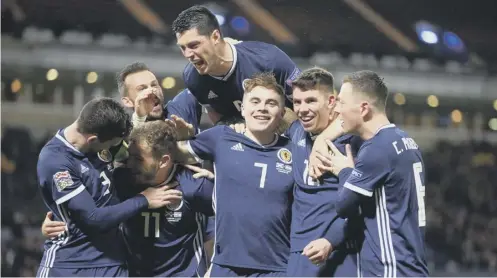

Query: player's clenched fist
left=140, top=183, right=183, bottom=209
left=135, top=89, right=160, bottom=118
left=302, top=238, right=333, bottom=265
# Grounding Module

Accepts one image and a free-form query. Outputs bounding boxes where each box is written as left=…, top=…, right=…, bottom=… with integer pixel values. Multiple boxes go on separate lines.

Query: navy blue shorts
left=36, top=265, right=128, bottom=277
left=286, top=250, right=359, bottom=277
left=211, top=263, right=286, bottom=277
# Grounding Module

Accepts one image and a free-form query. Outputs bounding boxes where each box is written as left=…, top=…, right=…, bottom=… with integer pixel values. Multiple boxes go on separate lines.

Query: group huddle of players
left=35, top=5, right=429, bottom=278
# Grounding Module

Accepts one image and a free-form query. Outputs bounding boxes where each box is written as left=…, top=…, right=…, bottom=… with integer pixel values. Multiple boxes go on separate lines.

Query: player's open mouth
left=300, top=116, right=314, bottom=123
left=254, top=115, right=270, bottom=121
left=192, top=60, right=205, bottom=68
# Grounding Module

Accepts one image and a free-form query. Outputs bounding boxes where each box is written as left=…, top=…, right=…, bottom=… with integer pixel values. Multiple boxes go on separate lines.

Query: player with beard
left=41, top=120, right=215, bottom=277
left=174, top=72, right=294, bottom=277
left=284, top=68, right=363, bottom=277
left=36, top=98, right=178, bottom=277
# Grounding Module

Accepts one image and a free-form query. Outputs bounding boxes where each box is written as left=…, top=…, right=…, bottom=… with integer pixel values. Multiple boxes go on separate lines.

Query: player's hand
left=135, top=88, right=159, bottom=118
left=141, top=183, right=183, bottom=209
left=229, top=122, right=246, bottom=134
left=184, top=164, right=215, bottom=180
left=302, top=238, right=333, bottom=265
left=316, top=142, right=354, bottom=176
left=165, top=115, right=195, bottom=140
left=308, top=137, right=328, bottom=179
left=41, top=211, right=66, bottom=238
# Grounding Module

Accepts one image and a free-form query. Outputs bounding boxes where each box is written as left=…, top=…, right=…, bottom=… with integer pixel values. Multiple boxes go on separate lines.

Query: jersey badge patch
left=347, top=169, right=364, bottom=183
left=53, top=171, right=73, bottom=192
left=277, top=148, right=292, bottom=164
left=98, top=149, right=113, bottom=163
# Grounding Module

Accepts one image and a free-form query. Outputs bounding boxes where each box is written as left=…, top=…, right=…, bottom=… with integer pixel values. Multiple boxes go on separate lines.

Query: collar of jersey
left=156, top=164, right=178, bottom=187
left=208, top=42, right=238, bottom=81
left=374, top=123, right=396, bottom=136
left=55, top=130, right=85, bottom=157
left=242, top=131, right=279, bottom=148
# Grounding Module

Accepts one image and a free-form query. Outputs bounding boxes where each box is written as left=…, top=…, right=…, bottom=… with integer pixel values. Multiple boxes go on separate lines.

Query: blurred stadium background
left=1, top=0, right=497, bottom=276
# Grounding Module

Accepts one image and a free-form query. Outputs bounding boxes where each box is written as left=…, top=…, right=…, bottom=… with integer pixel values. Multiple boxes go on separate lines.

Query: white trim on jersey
left=186, top=141, right=204, bottom=163
left=210, top=163, right=218, bottom=264
left=193, top=213, right=206, bottom=277
left=55, top=184, right=85, bottom=205
left=55, top=132, right=82, bottom=154
left=209, top=42, right=238, bottom=81
left=39, top=204, right=71, bottom=277
left=344, top=182, right=373, bottom=197
left=375, top=187, right=397, bottom=277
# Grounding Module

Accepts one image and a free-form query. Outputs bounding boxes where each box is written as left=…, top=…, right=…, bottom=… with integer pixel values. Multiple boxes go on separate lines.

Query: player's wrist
left=132, top=112, right=147, bottom=126
left=338, top=167, right=354, bottom=181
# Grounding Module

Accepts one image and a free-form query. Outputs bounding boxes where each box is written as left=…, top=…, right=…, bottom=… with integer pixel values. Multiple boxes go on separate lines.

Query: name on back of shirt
left=392, top=137, right=419, bottom=155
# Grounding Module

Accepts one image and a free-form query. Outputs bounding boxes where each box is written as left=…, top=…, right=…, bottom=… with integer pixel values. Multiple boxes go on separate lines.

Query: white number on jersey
left=233, top=100, right=242, bottom=112
left=254, top=162, right=268, bottom=188
left=303, top=159, right=317, bottom=186
left=142, top=212, right=160, bottom=238
left=413, top=162, right=426, bottom=227
left=100, top=171, right=111, bottom=196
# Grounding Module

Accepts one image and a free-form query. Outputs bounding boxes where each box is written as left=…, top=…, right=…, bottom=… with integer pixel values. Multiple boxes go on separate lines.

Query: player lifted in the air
left=172, top=5, right=300, bottom=127
left=324, top=70, right=429, bottom=277
left=36, top=98, right=177, bottom=277
left=174, top=72, right=294, bottom=276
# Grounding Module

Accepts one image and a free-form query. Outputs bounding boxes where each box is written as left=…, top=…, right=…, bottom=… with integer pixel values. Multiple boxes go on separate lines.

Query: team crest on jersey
left=165, top=200, right=184, bottom=222
left=53, top=171, right=73, bottom=192
left=98, top=149, right=113, bottom=163
left=277, top=148, right=292, bottom=164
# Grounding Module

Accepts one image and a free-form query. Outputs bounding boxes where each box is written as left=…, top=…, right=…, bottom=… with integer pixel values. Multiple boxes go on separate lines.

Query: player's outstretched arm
left=67, top=185, right=181, bottom=232
left=175, top=126, right=221, bottom=165
left=175, top=141, right=201, bottom=165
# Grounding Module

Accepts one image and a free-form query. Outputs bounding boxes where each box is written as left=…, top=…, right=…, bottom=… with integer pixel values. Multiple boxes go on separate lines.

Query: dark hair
left=291, top=67, right=335, bottom=93
left=116, top=62, right=150, bottom=97
left=77, top=97, right=132, bottom=142
left=172, top=5, right=222, bottom=37
left=128, top=121, right=177, bottom=160
left=243, top=72, right=285, bottom=99
left=342, top=70, right=388, bottom=108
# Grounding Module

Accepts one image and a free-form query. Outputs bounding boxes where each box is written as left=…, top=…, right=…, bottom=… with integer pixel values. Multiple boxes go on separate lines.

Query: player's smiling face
left=292, top=87, right=335, bottom=134
left=176, top=28, right=220, bottom=75
left=241, top=86, right=285, bottom=134
left=122, top=70, right=164, bottom=120
left=335, top=82, right=363, bottom=133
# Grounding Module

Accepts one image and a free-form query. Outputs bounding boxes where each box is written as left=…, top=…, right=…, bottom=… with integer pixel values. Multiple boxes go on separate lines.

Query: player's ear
left=211, top=29, right=221, bottom=44
left=158, top=154, right=171, bottom=169
left=121, top=96, right=134, bottom=108
left=327, top=93, right=336, bottom=109
left=87, top=135, right=99, bottom=145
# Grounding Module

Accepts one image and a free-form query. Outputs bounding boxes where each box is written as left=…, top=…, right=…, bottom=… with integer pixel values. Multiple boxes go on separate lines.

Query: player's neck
left=211, top=41, right=234, bottom=76
left=359, top=114, right=391, bottom=140
left=244, top=129, right=276, bottom=146
left=63, top=123, right=91, bottom=153
left=154, top=164, right=175, bottom=186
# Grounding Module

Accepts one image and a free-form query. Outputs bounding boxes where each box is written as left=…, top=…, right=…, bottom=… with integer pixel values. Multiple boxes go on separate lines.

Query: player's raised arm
left=174, top=125, right=224, bottom=165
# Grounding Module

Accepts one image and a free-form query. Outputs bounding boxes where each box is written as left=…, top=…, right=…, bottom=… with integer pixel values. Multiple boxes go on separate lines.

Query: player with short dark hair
left=323, top=70, right=429, bottom=277
left=285, top=67, right=363, bottom=277
left=174, top=72, right=294, bottom=277
left=172, top=5, right=300, bottom=127
left=117, top=120, right=214, bottom=277
left=36, top=98, right=179, bottom=277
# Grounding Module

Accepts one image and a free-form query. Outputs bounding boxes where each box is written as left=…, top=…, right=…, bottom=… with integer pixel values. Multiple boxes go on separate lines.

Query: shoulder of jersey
left=235, top=41, right=276, bottom=60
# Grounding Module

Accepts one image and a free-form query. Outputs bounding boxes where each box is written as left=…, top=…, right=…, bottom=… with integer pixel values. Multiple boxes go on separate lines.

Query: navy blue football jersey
left=183, top=41, right=300, bottom=119
left=285, top=121, right=364, bottom=253
left=116, top=165, right=214, bottom=277
left=165, top=89, right=202, bottom=133
left=340, top=124, right=428, bottom=277
left=37, top=131, right=132, bottom=269
left=186, top=126, right=294, bottom=271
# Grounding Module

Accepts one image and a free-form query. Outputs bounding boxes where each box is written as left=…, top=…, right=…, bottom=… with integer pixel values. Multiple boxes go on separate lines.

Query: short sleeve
left=186, top=126, right=225, bottom=162
left=270, top=45, right=301, bottom=107
left=343, top=143, right=389, bottom=197
left=38, top=161, right=86, bottom=205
